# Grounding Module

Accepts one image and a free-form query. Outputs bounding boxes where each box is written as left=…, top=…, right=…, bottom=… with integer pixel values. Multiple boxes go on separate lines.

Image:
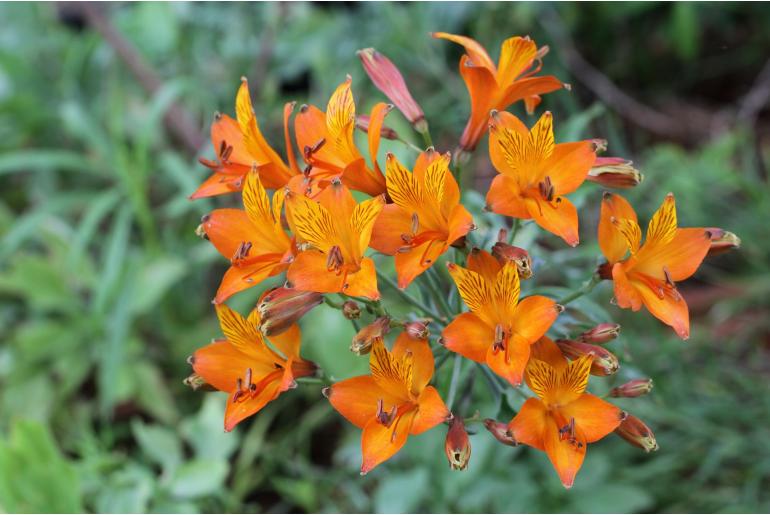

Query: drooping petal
left=394, top=239, right=446, bottom=289
left=611, top=263, right=643, bottom=311
left=634, top=228, right=710, bottom=282
left=343, top=257, right=380, bottom=300
left=410, top=386, right=449, bottom=435
left=192, top=340, right=275, bottom=393
left=598, top=193, right=638, bottom=264
left=224, top=367, right=289, bottom=432
left=560, top=393, right=624, bottom=443
left=485, top=174, right=530, bottom=219
left=432, top=32, right=497, bottom=72
left=392, top=332, right=435, bottom=395
left=360, top=408, right=417, bottom=474
left=213, top=259, right=284, bottom=304
left=634, top=276, right=691, bottom=339
left=485, top=333, right=531, bottom=386
left=327, top=375, right=400, bottom=429
left=497, top=75, right=564, bottom=111
left=456, top=56, right=498, bottom=151
left=190, top=171, right=244, bottom=199
left=543, top=416, right=586, bottom=489
left=442, top=312, right=495, bottom=363
left=508, top=397, right=548, bottom=450
left=524, top=196, right=580, bottom=247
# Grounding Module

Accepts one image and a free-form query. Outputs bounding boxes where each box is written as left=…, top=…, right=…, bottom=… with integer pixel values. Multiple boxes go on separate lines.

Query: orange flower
left=508, top=337, right=624, bottom=488
left=369, top=150, right=474, bottom=288
left=325, top=333, right=449, bottom=474
left=598, top=193, right=711, bottom=339
left=486, top=111, right=598, bottom=246
left=192, top=78, right=300, bottom=199
left=294, top=77, right=390, bottom=197
left=432, top=32, right=566, bottom=151
left=190, top=303, right=316, bottom=431
left=286, top=180, right=384, bottom=300
left=442, top=249, right=561, bottom=385
left=202, top=171, right=294, bottom=304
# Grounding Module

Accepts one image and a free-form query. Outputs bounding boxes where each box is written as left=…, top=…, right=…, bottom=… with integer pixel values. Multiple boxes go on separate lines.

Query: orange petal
left=295, top=104, right=343, bottom=171
left=634, top=276, right=691, bottom=339
left=561, top=393, right=624, bottom=443
left=466, top=248, right=502, bottom=283
left=360, top=408, right=417, bottom=474
left=343, top=257, right=380, bottom=300
left=496, top=36, right=537, bottom=86
left=369, top=203, right=413, bottom=255
left=525, top=196, right=579, bottom=247
left=192, top=340, right=274, bottom=392
left=210, top=114, right=252, bottom=167
left=282, top=102, right=301, bottom=174
left=394, top=239, right=446, bottom=289
left=485, top=174, right=530, bottom=219
left=351, top=195, right=386, bottom=257
left=392, top=332, right=434, bottom=395
left=432, top=32, right=497, bottom=72
left=554, top=355, right=593, bottom=405
left=224, top=367, right=290, bottom=432
left=510, top=295, right=560, bottom=343
left=327, top=375, right=399, bottom=429
left=599, top=193, right=638, bottom=264
left=543, top=141, right=595, bottom=196
left=486, top=333, right=530, bottom=386
left=442, top=312, right=495, bottom=363
left=213, top=260, right=284, bottom=304
left=543, top=416, right=586, bottom=488
left=286, top=250, right=344, bottom=293
left=644, top=193, right=677, bottom=249
left=203, top=209, right=255, bottom=259
left=267, top=322, right=302, bottom=360
left=612, top=263, right=643, bottom=311
left=635, top=227, right=710, bottom=282
left=410, top=386, right=449, bottom=435
left=529, top=336, right=568, bottom=372
left=456, top=55, right=498, bottom=151
left=367, top=102, right=391, bottom=176
left=446, top=203, right=474, bottom=246
left=497, top=75, right=564, bottom=110
left=215, top=303, right=275, bottom=360
left=341, top=158, right=387, bottom=197
left=508, top=397, right=548, bottom=450
left=190, top=171, right=245, bottom=199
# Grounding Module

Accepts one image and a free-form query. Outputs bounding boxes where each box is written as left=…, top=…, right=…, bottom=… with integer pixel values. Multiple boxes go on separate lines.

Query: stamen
left=222, top=144, right=234, bottom=162
left=538, top=176, right=555, bottom=202
left=375, top=399, right=397, bottom=428
left=326, top=246, right=344, bottom=272
left=232, top=241, right=253, bottom=262
left=411, top=213, right=419, bottom=235
left=244, top=367, right=253, bottom=389
left=219, top=140, right=227, bottom=158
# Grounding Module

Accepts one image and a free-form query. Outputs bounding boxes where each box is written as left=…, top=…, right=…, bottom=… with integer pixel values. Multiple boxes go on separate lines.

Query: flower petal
left=598, top=193, right=638, bottom=264
left=224, top=367, right=289, bottom=432
left=190, top=171, right=244, bottom=199
left=327, top=375, right=398, bottom=429
left=496, top=36, right=537, bottom=85
left=485, top=174, right=530, bottom=219
left=561, top=393, right=624, bottom=443
left=213, top=259, right=284, bottom=304
left=543, top=141, right=595, bottom=196
left=369, top=203, right=413, bottom=255
left=432, top=32, right=497, bottom=72
left=486, top=332, right=531, bottom=386
left=392, top=332, right=434, bottom=395
left=525, top=196, right=579, bottom=247
left=361, top=408, right=417, bottom=474
left=466, top=248, right=502, bottom=283
left=394, top=239, right=446, bottom=289
left=497, top=75, right=564, bottom=110
left=612, top=263, right=643, bottom=311
left=510, top=295, right=560, bottom=342
left=635, top=228, right=710, bottom=282
left=410, top=386, right=449, bottom=435
left=447, top=262, right=493, bottom=318
left=508, top=397, right=548, bottom=450
left=442, top=312, right=495, bottom=363
left=634, top=276, right=691, bottom=339
left=287, top=250, right=344, bottom=293
left=343, top=257, right=380, bottom=300
left=192, top=340, right=274, bottom=393
left=543, top=416, right=586, bottom=489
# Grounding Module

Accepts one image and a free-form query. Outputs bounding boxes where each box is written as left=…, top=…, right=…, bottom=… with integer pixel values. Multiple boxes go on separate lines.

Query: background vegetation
left=1, top=2, right=769, bottom=513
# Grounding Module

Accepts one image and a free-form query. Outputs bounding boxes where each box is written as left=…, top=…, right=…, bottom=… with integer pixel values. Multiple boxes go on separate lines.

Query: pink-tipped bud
left=610, top=379, right=654, bottom=398
left=342, top=301, right=362, bottom=320
left=587, top=157, right=644, bottom=189
left=483, top=419, right=518, bottom=447
left=578, top=323, right=621, bottom=344
left=257, top=287, right=323, bottom=336
left=706, top=227, right=741, bottom=256
left=350, top=317, right=391, bottom=355
left=556, top=339, right=619, bottom=376
left=404, top=321, right=430, bottom=340
left=355, top=114, right=399, bottom=140
left=615, top=414, right=658, bottom=452
left=357, top=48, right=426, bottom=127
left=491, top=242, right=533, bottom=279
left=445, top=416, right=471, bottom=471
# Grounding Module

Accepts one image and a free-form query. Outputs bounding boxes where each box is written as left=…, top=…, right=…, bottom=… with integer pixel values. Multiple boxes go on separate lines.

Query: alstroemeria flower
left=190, top=303, right=317, bottom=431
left=326, top=333, right=449, bottom=474
left=598, top=192, right=711, bottom=339
left=432, top=32, right=566, bottom=151
left=295, top=77, right=390, bottom=197
left=202, top=171, right=294, bottom=303
left=442, top=249, right=561, bottom=385
left=486, top=111, right=598, bottom=246
left=286, top=180, right=384, bottom=300
left=369, top=150, right=474, bottom=288
left=192, top=78, right=301, bottom=199
left=508, top=336, right=624, bottom=488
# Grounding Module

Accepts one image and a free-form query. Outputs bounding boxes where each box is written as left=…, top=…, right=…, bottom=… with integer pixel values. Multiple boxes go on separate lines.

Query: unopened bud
left=342, top=301, right=362, bottom=320
left=183, top=373, right=215, bottom=391
left=350, top=317, right=391, bottom=355
left=257, top=287, right=323, bottom=336
left=578, top=323, right=621, bottom=344
left=555, top=339, right=619, bottom=376
left=615, top=414, right=658, bottom=452
left=587, top=157, right=644, bottom=189
left=491, top=242, right=532, bottom=279
left=357, top=48, right=425, bottom=126
left=610, top=378, right=653, bottom=398
left=445, top=416, right=471, bottom=471
left=483, top=419, right=518, bottom=447
left=706, top=227, right=740, bottom=256
left=404, top=321, right=430, bottom=340
left=355, top=114, right=399, bottom=140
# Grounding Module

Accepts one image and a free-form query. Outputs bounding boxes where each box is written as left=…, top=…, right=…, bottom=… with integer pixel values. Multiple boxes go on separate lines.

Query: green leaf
left=131, top=420, right=182, bottom=474
left=373, top=468, right=429, bottom=513
left=167, top=459, right=228, bottom=499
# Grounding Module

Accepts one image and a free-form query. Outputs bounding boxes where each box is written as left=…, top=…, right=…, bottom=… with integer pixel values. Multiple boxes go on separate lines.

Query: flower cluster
left=185, top=33, right=739, bottom=487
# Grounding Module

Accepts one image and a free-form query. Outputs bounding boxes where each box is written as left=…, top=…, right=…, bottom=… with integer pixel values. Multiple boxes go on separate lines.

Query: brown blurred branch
left=737, top=58, right=770, bottom=124
left=79, top=3, right=204, bottom=152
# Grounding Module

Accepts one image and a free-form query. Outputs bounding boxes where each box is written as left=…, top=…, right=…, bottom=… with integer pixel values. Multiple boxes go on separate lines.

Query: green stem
left=558, top=274, right=602, bottom=306
left=446, top=354, right=462, bottom=411
left=376, top=269, right=446, bottom=322
left=508, top=218, right=520, bottom=244
left=397, top=136, right=423, bottom=153
left=324, top=296, right=344, bottom=310
left=418, top=126, right=433, bottom=149
left=422, top=269, right=453, bottom=318
left=476, top=363, right=503, bottom=396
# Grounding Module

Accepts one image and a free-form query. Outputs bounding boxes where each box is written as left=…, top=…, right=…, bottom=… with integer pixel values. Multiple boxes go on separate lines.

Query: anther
left=411, top=213, right=419, bottom=235
left=232, top=241, right=253, bottom=262
left=326, top=245, right=344, bottom=271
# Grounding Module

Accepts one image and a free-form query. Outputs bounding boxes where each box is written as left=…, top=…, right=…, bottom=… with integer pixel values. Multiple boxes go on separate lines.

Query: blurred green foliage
left=1, top=2, right=769, bottom=513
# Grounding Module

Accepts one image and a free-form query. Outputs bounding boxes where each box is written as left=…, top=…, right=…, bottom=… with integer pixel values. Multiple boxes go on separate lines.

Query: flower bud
left=610, top=378, right=653, bottom=398
left=350, top=317, right=391, bottom=355
left=587, top=157, right=644, bottom=188
left=615, top=414, right=658, bottom=452
left=483, top=419, right=518, bottom=447
left=257, top=287, right=323, bottom=336
left=555, top=339, right=619, bottom=376
left=356, top=114, right=399, bottom=140
left=445, top=416, right=471, bottom=470
left=705, top=227, right=741, bottom=256
left=491, top=242, right=532, bottom=279
left=578, top=323, right=621, bottom=344
left=357, top=48, right=425, bottom=127
left=404, top=321, right=430, bottom=340
left=342, top=301, right=361, bottom=320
